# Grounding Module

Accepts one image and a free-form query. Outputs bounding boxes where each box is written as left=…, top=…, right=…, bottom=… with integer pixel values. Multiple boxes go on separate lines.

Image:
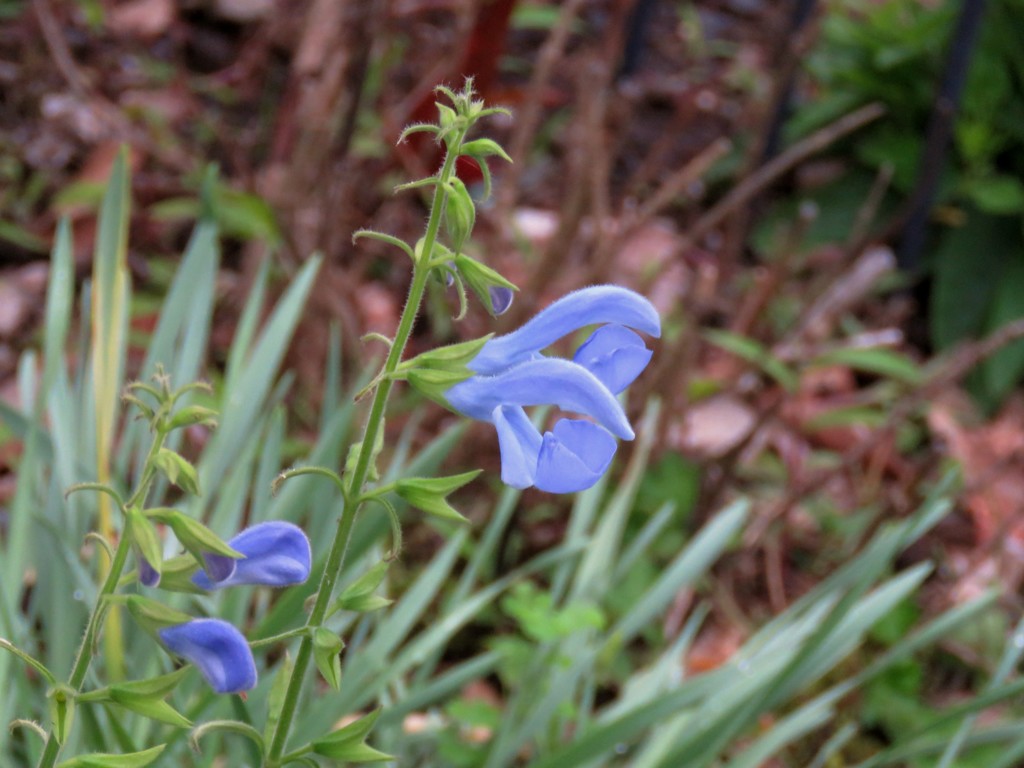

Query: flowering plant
left=1, top=82, right=657, bottom=767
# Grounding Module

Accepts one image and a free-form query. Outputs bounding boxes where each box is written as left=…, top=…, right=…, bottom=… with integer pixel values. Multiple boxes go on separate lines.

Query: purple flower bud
left=159, top=619, right=256, bottom=694
left=192, top=522, right=311, bottom=591
left=138, top=555, right=161, bottom=588
left=202, top=553, right=236, bottom=584
left=489, top=286, right=514, bottom=316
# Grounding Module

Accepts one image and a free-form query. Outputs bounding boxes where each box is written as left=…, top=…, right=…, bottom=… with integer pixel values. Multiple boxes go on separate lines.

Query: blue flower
left=158, top=618, right=257, bottom=694
left=469, top=285, right=660, bottom=375
left=446, top=286, right=660, bottom=493
left=192, top=522, right=311, bottom=591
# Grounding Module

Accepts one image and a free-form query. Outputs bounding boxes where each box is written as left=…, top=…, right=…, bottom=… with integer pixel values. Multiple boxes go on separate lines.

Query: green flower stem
left=249, top=627, right=310, bottom=649
left=265, top=127, right=466, bottom=767
left=37, top=428, right=169, bottom=768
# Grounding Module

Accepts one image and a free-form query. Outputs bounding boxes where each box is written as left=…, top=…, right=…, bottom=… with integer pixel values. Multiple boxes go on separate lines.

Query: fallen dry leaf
left=108, top=0, right=175, bottom=39
left=670, top=394, right=756, bottom=458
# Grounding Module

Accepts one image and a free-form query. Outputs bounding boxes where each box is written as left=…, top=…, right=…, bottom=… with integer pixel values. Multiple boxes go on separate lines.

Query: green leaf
left=395, top=470, right=481, bottom=523
left=965, top=175, right=1024, bottom=215
left=56, top=744, right=166, bottom=767
left=212, top=186, right=281, bottom=246
left=153, top=448, right=201, bottom=496
left=812, top=346, right=923, bottom=386
left=704, top=329, right=798, bottom=391
left=981, top=251, right=1024, bottom=404
left=930, top=213, right=1014, bottom=350
left=313, top=627, right=344, bottom=690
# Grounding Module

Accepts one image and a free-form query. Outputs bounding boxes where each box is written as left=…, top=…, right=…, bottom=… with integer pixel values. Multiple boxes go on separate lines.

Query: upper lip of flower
left=468, top=285, right=661, bottom=376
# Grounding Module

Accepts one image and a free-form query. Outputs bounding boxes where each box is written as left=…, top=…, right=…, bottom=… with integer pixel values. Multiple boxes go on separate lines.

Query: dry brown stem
left=679, top=102, right=886, bottom=254
left=495, top=0, right=589, bottom=216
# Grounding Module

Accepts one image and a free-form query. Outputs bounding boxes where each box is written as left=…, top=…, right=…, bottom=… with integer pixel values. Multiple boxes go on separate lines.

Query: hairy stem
left=37, top=428, right=169, bottom=768
left=265, top=128, right=465, bottom=766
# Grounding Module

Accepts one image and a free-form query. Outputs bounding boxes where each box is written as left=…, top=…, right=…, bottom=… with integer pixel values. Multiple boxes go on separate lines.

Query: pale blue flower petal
left=534, top=420, right=617, bottom=493
left=573, top=325, right=653, bottom=394
left=492, top=405, right=542, bottom=488
left=470, top=285, right=661, bottom=374
left=193, top=522, right=312, bottom=591
left=159, top=619, right=256, bottom=694
left=448, top=357, right=634, bottom=439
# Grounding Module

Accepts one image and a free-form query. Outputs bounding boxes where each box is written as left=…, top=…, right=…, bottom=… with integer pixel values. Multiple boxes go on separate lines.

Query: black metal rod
left=898, top=0, right=989, bottom=271
left=759, top=0, right=820, bottom=165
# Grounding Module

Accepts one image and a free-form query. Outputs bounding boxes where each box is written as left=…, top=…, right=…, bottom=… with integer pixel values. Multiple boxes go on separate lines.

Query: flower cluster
left=444, top=286, right=660, bottom=493
left=150, top=522, right=311, bottom=694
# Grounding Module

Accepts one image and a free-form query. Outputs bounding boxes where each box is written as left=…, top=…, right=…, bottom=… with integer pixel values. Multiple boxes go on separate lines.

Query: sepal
left=47, top=685, right=75, bottom=746
left=79, top=669, right=192, bottom=728
left=344, top=423, right=385, bottom=484
left=444, top=177, right=476, bottom=252
left=399, top=335, right=494, bottom=404
left=395, top=470, right=481, bottom=523
left=309, top=709, right=393, bottom=762
left=312, top=627, right=344, bottom=690
left=460, top=137, right=512, bottom=164
left=144, top=508, right=241, bottom=584
left=124, top=595, right=194, bottom=639
left=330, top=561, right=392, bottom=616
left=139, top=554, right=205, bottom=594
left=454, top=253, right=517, bottom=316
left=127, top=507, right=162, bottom=588
left=167, top=405, right=218, bottom=431
left=153, top=448, right=201, bottom=496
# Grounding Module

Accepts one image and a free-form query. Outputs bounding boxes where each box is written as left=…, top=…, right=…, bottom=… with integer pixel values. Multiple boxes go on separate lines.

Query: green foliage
left=795, top=0, right=1024, bottom=407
